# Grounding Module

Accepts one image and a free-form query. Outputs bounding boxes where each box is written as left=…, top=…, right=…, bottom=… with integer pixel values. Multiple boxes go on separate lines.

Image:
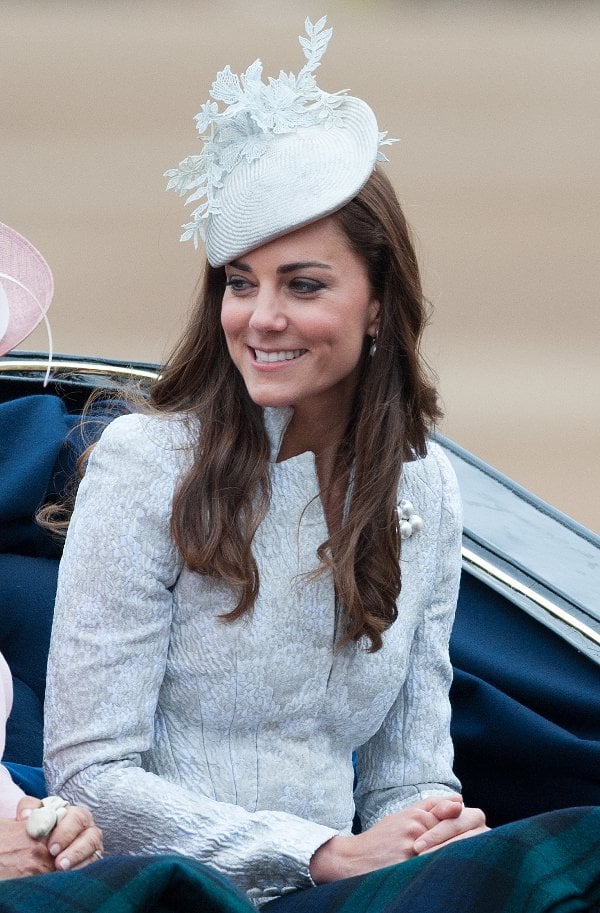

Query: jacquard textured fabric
left=44, top=408, right=462, bottom=907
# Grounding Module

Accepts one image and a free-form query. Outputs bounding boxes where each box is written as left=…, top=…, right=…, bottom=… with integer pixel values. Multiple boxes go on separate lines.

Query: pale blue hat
left=165, top=17, right=396, bottom=267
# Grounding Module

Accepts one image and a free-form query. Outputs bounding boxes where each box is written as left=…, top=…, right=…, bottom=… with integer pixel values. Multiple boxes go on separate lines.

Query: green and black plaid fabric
left=0, top=853, right=253, bottom=913
left=269, top=807, right=600, bottom=913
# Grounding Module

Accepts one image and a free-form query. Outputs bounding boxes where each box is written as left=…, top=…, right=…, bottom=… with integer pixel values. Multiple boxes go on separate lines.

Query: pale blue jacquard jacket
left=44, top=408, right=462, bottom=906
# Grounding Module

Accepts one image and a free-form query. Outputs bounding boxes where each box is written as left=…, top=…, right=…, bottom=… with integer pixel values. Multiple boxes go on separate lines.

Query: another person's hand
left=310, top=795, right=488, bottom=882
left=0, top=814, right=54, bottom=879
left=15, top=796, right=103, bottom=874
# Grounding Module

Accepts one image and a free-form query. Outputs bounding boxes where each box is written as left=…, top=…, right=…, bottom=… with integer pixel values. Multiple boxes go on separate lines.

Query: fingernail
left=49, top=843, right=61, bottom=857
left=414, top=838, right=427, bottom=852
left=59, top=857, right=71, bottom=870
left=21, top=808, right=32, bottom=819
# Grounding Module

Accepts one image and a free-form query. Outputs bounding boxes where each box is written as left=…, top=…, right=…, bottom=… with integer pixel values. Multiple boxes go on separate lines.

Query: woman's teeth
left=254, top=349, right=304, bottom=363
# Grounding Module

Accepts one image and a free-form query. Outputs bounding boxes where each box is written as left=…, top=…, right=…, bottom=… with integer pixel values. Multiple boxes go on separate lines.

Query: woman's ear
left=367, top=299, right=380, bottom=338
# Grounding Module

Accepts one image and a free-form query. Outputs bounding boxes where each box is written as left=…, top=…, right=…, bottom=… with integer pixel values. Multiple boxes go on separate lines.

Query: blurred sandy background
left=3, top=1, right=599, bottom=532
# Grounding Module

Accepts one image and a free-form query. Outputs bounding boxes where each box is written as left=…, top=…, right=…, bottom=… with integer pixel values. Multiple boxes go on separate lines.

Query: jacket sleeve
left=44, top=414, right=335, bottom=906
left=354, top=446, right=463, bottom=829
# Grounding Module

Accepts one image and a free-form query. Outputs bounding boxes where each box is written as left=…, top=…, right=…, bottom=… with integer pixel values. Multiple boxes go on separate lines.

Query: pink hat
left=0, top=222, right=54, bottom=356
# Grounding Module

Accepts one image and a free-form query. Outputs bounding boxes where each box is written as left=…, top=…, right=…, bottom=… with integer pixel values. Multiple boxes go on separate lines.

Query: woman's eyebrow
left=277, top=261, right=332, bottom=274
left=226, top=259, right=333, bottom=273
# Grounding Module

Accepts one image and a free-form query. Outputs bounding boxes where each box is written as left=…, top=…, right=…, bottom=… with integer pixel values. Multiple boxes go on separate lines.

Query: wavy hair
left=150, top=167, right=441, bottom=652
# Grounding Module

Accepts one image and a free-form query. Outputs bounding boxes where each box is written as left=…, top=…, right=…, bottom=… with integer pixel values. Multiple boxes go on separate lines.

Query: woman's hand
left=16, top=796, right=103, bottom=873
left=310, top=795, right=488, bottom=883
left=412, top=796, right=488, bottom=855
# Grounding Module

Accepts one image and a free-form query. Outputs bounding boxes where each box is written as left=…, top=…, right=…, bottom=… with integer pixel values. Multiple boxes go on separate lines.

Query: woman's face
left=221, top=216, right=379, bottom=423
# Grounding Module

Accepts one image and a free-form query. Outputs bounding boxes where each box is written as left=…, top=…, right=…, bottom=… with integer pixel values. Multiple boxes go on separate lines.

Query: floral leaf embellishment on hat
left=165, top=16, right=397, bottom=250
left=377, top=131, right=398, bottom=163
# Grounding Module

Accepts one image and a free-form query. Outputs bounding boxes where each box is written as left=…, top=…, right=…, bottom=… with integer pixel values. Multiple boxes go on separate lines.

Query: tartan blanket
left=0, top=807, right=598, bottom=913
left=269, top=807, right=600, bottom=913
left=0, top=854, right=254, bottom=913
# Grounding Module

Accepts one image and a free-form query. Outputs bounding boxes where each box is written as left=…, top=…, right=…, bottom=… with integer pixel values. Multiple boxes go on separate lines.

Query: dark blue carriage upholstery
left=451, top=577, right=600, bottom=824
left=1, top=394, right=599, bottom=823
left=0, top=396, right=73, bottom=769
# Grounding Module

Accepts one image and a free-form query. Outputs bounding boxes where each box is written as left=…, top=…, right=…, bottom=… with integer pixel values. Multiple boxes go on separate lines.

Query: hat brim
left=205, top=97, right=380, bottom=267
left=0, top=223, right=54, bottom=356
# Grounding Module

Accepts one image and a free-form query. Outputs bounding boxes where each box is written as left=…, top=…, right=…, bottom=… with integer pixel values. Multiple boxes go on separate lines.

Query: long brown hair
left=151, top=167, right=441, bottom=651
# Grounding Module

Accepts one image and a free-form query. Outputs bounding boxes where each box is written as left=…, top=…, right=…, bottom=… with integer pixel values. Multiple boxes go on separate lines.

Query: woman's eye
left=290, top=278, right=325, bottom=295
left=225, top=276, right=251, bottom=292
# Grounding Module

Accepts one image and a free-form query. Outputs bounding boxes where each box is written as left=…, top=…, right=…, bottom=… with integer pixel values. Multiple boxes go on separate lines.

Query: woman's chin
left=246, top=390, right=296, bottom=409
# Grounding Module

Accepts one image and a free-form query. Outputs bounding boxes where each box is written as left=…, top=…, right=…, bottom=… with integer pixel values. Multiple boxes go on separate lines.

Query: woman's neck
left=277, top=405, right=351, bottom=535
left=277, top=404, right=347, bottom=463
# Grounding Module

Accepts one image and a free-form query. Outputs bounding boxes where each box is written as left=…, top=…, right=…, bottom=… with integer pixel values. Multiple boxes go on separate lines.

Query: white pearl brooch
left=398, top=499, right=424, bottom=540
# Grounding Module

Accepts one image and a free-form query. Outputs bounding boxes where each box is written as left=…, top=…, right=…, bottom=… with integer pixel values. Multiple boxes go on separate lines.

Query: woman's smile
left=252, top=347, right=307, bottom=364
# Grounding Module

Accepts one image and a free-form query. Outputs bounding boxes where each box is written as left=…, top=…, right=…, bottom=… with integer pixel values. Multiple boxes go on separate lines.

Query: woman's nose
left=248, top=290, right=288, bottom=332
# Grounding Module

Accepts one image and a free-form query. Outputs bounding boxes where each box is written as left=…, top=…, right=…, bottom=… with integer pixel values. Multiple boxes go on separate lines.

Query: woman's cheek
left=220, top=299, right=244, bottom=339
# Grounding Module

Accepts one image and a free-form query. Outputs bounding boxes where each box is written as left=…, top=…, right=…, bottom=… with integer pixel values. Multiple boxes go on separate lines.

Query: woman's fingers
left=419, top=824, right=491, bottom=854
left=415, top=796, right=464, bottom=821
left=413, top=805, right=487, bottom=854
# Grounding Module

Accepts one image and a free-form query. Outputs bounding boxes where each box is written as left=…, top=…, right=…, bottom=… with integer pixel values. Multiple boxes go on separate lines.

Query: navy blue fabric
left=0, top=555, right=57, bottom=765
left=0, top=395, right=76, bottom=559
left=450, top=574, right=600, bottom=825
left=0, top=396, right=74, bottom=765
left=2, top=762, right=45, bottom=798
left=0, top=395, right=120, bottom=768
left=0, top=555, right=57, bottom=706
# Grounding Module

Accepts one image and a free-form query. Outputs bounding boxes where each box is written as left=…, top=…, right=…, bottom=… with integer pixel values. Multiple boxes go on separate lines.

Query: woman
left=43, top=18, right=600, bottom=912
